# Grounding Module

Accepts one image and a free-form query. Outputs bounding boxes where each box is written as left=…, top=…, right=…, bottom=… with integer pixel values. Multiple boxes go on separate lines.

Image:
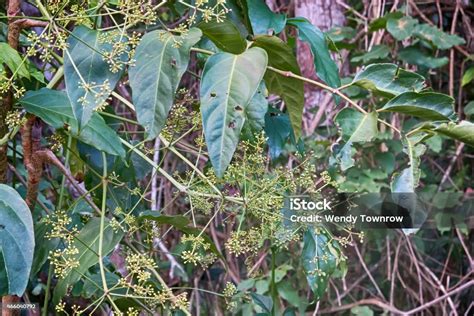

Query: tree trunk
left=295, top=0, right=346, bottom=134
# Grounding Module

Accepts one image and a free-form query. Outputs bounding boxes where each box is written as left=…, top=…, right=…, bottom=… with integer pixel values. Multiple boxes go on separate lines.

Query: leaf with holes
left=381, top=92, right=456, bottom=121
left=0, top=185, right=34, bottom=296
left=64, top=25, right=128, bottom=128
left=129, top=28, right=202, bottom=140
left=334, top=109, right=378, bottom=170
left=252, top=35, right=304, bottom=139
left=200, top=47, right=268, bottom=177
left=352, top=63, right=425, bottom=97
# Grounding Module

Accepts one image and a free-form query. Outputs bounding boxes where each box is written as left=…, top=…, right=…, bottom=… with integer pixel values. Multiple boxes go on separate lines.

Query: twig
left=353, top=242, right=386, bottom=300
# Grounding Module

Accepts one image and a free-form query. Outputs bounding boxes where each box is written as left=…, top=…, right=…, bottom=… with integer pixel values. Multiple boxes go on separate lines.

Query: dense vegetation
left=0, top=0, right=473, bottom=315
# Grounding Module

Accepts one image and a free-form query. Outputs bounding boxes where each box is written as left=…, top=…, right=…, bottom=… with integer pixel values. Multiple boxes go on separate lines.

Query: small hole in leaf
left=210, top=92, right=217, bottom=97
left=171, top=58, right=177, bottom=67
left=228, top=121, right=236, bottom=129
left=0, top=224, right=5, bottom=230
left=234, top=105, right=243, bottom=111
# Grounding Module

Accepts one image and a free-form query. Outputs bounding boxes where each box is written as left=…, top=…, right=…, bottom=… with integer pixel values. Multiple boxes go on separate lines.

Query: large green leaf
left=414, top=24, right=465, bottom=50
left=200, top=47, right=268, bottom=177
left=53, top=218, right=124, bottom=304
left=352, top=63, right=425, bottom=97
left=386, top=16, right=417, bottom=40
left=129, top=28, right=201, bottom=140
left=20, top=88, right=125, bottom=157
left=288, top=17, right=340, bottom=91
left=0, top=184, right=34, bottom=296
left=381, top=92, right=456, bottom=121
left=247, top=0, right=286, bottom=35
left=197, top=20, right=247, bottom=54
left=334, top=109, right=378, bottom=170
left=64, top=25, right=128, bottom=128
left=252, top=35, right=304, bottom=139
left=302, top=228, right=337, bottom=299
left=434, top=121, right=474, bottom=147
left=391, top=135, right=426, bottom=192
left=0, top=42, right=29, bottom=78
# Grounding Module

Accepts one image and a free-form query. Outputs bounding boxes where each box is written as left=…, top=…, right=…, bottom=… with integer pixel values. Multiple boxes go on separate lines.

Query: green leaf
left=351, top=45, right=390, bottom=64
left=20, top=88, right=125, bottom=157
left=369, top=11, right=404, bottom=32
left=137, top=211, right=190, bottom=228
left=381, top=92, right=456, bottom=121
left=64, top=25, right=128, bottom=128
left=352, top=63, right=425, bottom=97
left=247, top=0, right=286, bottom=35
left=288, top=17, right=340, bottom=91
left=434, top=121, right=474, bottom=147
left=242, top=81, right=268, bottom=139
left=351, top=306, right=374, bottom=316
left=461, top=67, right=474, bottom=87
left=197, top=20, right=247, bottom=54
left=264, top=107, right=291, bottom=160
left=53, top=217, right=124, bottom=304
left=334, top=109, right=378, bottom=170
left=327, top=27, right=356, bottom=42
left=414, top=24, right=465, bottom=50
left=0, top=184, right=34, bottom=296
left=391, top=135, right=426, bottom=192
left=464, top=101, right=474, bottom=117
left=398, top=46, right=448, bottom=69
left=0, top=42, right=30, bottom=79
left=31, top=221, right=60, bottom=276
left=252, top=35, right=304, bottom=139
left=386, top=16, right=418, bottom=40
left=251, top=293, right=273, bottom=313
left=302, top=228, right=337, bottom=299
left=129, top=28, right=202, bottom=140
left=200, top=47, right=268, bottom=177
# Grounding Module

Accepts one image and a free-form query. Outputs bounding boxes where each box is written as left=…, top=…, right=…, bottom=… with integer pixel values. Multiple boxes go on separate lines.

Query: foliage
left=0, top=0, right=473, bottom=315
